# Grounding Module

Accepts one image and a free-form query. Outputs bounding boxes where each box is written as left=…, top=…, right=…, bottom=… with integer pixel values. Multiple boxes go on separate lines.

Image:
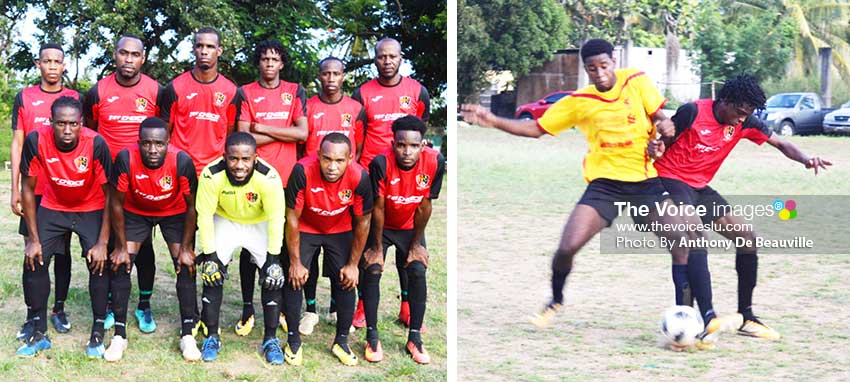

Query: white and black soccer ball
left=660, top=305, right=704, bottom=347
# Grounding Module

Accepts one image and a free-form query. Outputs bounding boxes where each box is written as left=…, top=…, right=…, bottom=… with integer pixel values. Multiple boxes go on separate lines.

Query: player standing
left=11, top=43, right=81, bottom=339
left=283, top=133, right=372, bottom=366
left=362, top=116, right=444, bottom=364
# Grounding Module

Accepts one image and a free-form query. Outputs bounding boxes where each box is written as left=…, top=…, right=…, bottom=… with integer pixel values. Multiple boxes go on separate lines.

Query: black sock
left=671, top=264, right=690, bottom=306
left=174, top=262, right=197, bottom=336
left=396, top=256, right=409, bottom=303
left=89, top=265, right=110, bottom=338
left=110, top=262, right=133, bottom=338
left=551, top=249, right=573, bottom=305
left=333, top=278, right=355, bottom=341
left=687, top=248, right=715, bottom=322
left=736, top=250, right=758, bottom=320
left=329, top=286, right=337, bottom=314
left=407, top=261, right=427, bottom=331
left=239, top=249, right=256, bottom=320
left=363, top=264, right=382, bottom=330
left=136, top=239, right=155, bottom=311
left=408, top=329, right=422, bottom=346
left=241, top=302, right=255, bottom=322
left=201, top=283, right=224, bottom=336
left=282, top=283, right=303, bottom=348
left=261, top=287, right=281, bottom=340
left=366, top=327, right=380, bottom=349
left=24, top=260, right=52, bottom=333
left=53, top=247, right=71, bottom=313
left=304, top=255, right=319, bottom=313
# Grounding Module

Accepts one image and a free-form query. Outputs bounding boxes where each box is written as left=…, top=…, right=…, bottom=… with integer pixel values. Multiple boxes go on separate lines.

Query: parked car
left=756, top=92, right=836, bottom=136
left=515, top=91, right=572, bottom=120
left=823, top=101, right=850, bottom=134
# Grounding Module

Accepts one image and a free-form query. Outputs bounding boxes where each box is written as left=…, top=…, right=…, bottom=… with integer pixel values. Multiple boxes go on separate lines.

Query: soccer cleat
left=406, top=341, right=431, bottom=364
left=698, top=313, right=744, bottom=348
left=103, top=335, right=128, bottom=362
left=284, top=343, right=303, bottom=366
left=86, top=333, right=106, bottom=359
left=135, top=308, right=157, bottom=333
left=16, top=333, right=51, bottom=357
left=353, top=300, right=366, bottom=329
left=200, top=336, right=222, bottom=362
left=234, top=314, right=254, bottom=336
left=192, top=320, right=207, bottom=338
left=179, top=334, right=202, bottom=361
left=50, top=311, right=71, bottom=333
left=738, top=318, right=781, bottom=339
left=262, top=338, right=284, bottom=365
left=528, top=302, right=562, bottom=328
left=16, top=320, right=34, bottom=342
left=279, top=313, right=288, bottom=332
left=332, top=343, right=358, bottom=366
left=364, top=340, right=383, bottom=363
left=398, top=301, right=411, bottom=326
left=299, top=312, right=319, bottom=335
left=103, top=310, right=115, bottom=330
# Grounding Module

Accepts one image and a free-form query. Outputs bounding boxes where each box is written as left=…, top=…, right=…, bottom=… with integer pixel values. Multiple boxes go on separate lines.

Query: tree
left=457, top=0, right=490, bottom=102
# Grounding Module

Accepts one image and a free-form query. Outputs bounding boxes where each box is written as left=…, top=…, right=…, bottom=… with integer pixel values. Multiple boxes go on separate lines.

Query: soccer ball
left=660, top=305, right=704, bottom=347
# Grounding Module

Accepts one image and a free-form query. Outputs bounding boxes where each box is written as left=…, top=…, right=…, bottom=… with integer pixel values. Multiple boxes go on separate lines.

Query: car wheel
left=778, top=120, right=795, bottom=136
left=518, top=112, right=533, bottom=120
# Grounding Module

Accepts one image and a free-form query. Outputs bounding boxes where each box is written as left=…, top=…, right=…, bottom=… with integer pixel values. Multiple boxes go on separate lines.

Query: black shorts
left=577, top=178, right=669, bottom=226
left=365, top=228, right=427, bottom=267
left=124, top=210, right=185, bottom=244
left=18, top=195, right=43, bottom=236
left=286, top=231, right=352, bottom=281
left=36, top=207, right=103, bottom=261
left=660, top=177, right=730, bottom=224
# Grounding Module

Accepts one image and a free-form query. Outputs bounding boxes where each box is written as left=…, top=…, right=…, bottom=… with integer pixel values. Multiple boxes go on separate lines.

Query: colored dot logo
left=773, top=199, right=797, bottom=220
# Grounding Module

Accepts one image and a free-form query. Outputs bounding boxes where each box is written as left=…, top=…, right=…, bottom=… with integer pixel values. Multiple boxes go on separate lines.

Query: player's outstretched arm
left=459, top=104, right=545, bottom=138
left=87, top=184, right=111, bottom=276
left=408, top=197, right=432, bottom=267
left=342, top=212, right=370, bottom=290
left=109, top=187, right=131, bottom=273
left=21, top=175, right=42, bottom=271
left=362, top=197, right=385, bottom=271
left=177, top=192, right=197, bottom=276
left=285, top=207, right=308, bottom=289
left=766, top=134, right=833, bottom=175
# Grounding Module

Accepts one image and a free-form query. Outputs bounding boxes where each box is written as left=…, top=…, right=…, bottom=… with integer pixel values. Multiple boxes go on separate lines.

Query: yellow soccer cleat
left=738, top=318, right=781, bottom=339
left=192, top=320, right=207, bottom=338
left=528, top=302, right=562, bottom=328
left=279, top=313, right=288, bottom=332
left=234, top=315, right=254, bottom=337
left=284, top=343, right=303, bottom=366
left=697, top=313, right=744, bottom=349
left=332, top=343, right=358, bottom=366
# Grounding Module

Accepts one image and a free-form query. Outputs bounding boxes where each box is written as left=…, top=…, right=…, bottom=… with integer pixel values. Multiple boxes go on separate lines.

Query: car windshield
left=766, top=94, right=801, bottom=108
left=544, top=93, right=569, bottom=103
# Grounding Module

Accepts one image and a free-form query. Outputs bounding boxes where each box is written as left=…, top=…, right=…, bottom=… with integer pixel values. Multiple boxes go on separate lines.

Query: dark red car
left=514, top=91, right=573, bottom=120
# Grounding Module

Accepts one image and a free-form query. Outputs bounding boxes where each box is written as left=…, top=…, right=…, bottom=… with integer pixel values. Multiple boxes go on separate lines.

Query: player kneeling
left=105, top=117, right=200, bottom=361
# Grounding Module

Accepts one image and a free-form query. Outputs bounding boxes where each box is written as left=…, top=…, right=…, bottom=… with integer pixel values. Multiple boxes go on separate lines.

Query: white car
left=823, top=101, right=850, bottom=134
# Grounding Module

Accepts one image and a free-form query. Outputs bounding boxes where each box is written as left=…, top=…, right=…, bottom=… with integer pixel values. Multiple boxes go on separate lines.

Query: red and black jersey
left=21, top=126, right=111, bottom=212
left=305, top=95, right=367, bottom=158
left=111, top=145, right=197, bottom=216
left=352, top=77, right=430, bottom=167
left=370, top=147, right=444, bottom=230
left=236, top=81, right=306, bottom=184
left=159, top=71, right=238, bottom=175
left=83, top=73, right=162, bottom=159
left=654, top=99, right=773, bottom=188
left=285, top=155, right=373, bottom=234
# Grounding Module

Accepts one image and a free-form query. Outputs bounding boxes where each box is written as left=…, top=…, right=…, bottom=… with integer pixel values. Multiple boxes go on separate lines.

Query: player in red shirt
left=159, top=27, right=237, bottom=175
left=300, top=56, right=367, bottom=335
left=11, top=43, right=81, bottom=340
left=17, top=96, right=112, bottom=358
left=283, top=133, right=373, bottom=366
left=361, top=116, right=444, bottom=364
left=105, top=117, right=199, bottom=361
left=232, top=40, right=308, bottom=337
left=83, top=34, right=162, bottom=334
left=650, top=74, right=832, bottom=340
left=352, top=37, right=430, bottom=327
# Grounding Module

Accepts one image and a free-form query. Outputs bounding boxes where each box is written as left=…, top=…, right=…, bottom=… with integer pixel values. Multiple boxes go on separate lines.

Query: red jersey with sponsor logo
left=352, top=77, right=430, bottom=167
left=12, top=86, right=83, bottom=195
left=285, top=155, right=373, bottom=234
left=305, top=95, right=367, bottom=158
left=654, top=99, right=773, bottom=188
left=370, top=147, right=445, bottom=230
left=83, top=73, right=161, bottom=159
left=160, top=71, right=237, bottom=174
left=112, top=145, right=197, bottom=216
left=21, top=126, right=111, bottom=212
left=237, top=81, right=306, bottom=184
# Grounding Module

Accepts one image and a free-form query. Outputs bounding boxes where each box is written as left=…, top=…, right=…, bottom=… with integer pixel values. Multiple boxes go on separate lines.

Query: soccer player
left=300, top=56, right=367, bottom=335
left=11, top=43, right=81, bottom=339
left=283, top=132, right=372, bottom=366
left=460, top=39, right=739, bottom=344
left=195, top=132, right=286, bottom=364
left=83, top=34, right=161, bottom=334
left=106, top=117, right=199, bottom=361
left=648, top=74, right=832, bottom=340
left=362, top=116, right=444, bottom=364
left=232, top=40, right=307, bottom=337
left=352, top=37, right=430, bottom=328
left=17, top=96, right=112, bottom=358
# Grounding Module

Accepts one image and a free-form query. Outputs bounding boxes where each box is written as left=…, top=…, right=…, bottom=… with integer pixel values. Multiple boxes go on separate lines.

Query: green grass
left=0, top=172, right=447, bottom=381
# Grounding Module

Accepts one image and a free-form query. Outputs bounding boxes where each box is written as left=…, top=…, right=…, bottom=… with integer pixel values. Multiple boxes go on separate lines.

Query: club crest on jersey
left=399, top=95, right=412, bottom=110
left=214, top=92, right=226, bottom=106
left=416, top=173, right=430, bottom=189
left=338, top=189, right=353, bottom=204
left=281, top=93, right=293, bottom=105
left=245, top=192, right=259, bottom=203
left=74, top=156, right=88, bottom=172
left=159, top=175, right=173, bottom=191
left=341, top=113, right=353, bottom=127
left=135, top=98, right=148, bottom=112
left=724, top=125, right=735, bottom=141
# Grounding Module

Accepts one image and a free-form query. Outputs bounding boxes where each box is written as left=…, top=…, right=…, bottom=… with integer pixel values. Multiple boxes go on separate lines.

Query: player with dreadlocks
left=649, top=74, right=832, bottom=340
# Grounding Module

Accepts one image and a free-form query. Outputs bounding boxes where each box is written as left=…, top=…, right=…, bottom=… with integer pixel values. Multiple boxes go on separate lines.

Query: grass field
left=0, top=171, right=447, bottom=382
left=458, top=123, right=850, bottom=382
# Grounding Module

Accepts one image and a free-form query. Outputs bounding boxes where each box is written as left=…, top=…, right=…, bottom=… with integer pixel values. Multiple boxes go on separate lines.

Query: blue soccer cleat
left=135, top=308, right=157, bottom=333
left=201, top=336, right=221, bottom=362
left=103, top=310, right=115, bottom=330
left=86, top=334, right=106, bottom=359
left=262, top=338, right=284, bottom=365
left=16, top=333, right=51, bottom=357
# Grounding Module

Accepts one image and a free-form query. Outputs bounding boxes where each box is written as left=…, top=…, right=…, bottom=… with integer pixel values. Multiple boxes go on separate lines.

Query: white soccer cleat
left=299, top=312, right=320, bottom=335
left=104, top=335, right=128, bottom=362
left=180, top=334, right=202, bottom=361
